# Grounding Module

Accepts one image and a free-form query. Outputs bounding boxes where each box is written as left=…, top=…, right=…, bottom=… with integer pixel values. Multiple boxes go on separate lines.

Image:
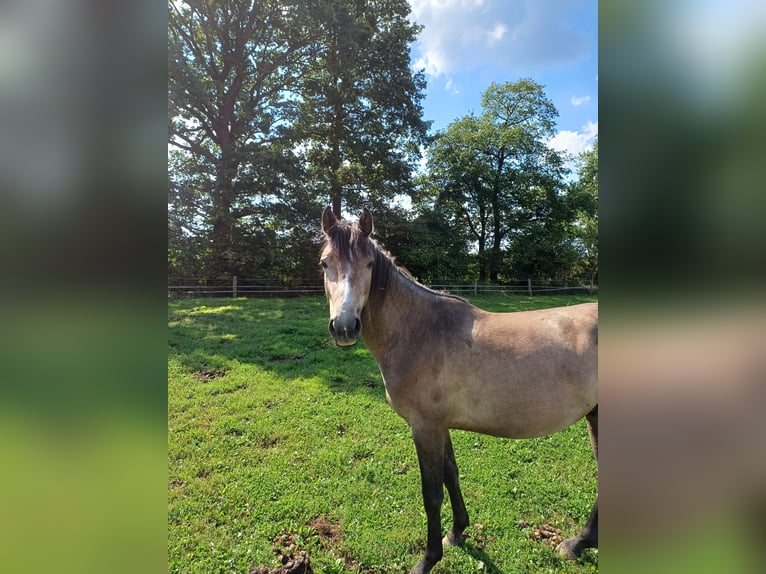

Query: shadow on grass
left=457, top=542, right=598, bottom=574
left=459, top=543, right=504, bottom=574
left=168, top=296, right=386, bottom=399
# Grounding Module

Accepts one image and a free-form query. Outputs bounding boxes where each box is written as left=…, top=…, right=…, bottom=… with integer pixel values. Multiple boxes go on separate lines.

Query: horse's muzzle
left=329, top=316, right=361, bottom=346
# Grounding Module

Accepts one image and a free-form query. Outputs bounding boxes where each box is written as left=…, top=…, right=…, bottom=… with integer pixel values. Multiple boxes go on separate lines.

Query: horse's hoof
left=442, top=530, right=465, bottom=548
left=409, top=558, right=433, bottom=574
left=556, top=539, right=580, bottom=560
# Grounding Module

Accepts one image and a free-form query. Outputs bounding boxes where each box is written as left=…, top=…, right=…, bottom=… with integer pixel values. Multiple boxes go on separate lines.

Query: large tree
left=168, top=0, right=312, bottom=277
left=168, top=0, right=429, bottom=282
left=295, top=0, right=429, bottom=217
left=426, top=79, right=568, bottom=282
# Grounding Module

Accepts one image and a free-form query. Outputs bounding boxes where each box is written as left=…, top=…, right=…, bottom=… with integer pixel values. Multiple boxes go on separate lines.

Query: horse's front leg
left=410, top=426, right=447, bottom=574
left=443, top=432, right=469, bottom=547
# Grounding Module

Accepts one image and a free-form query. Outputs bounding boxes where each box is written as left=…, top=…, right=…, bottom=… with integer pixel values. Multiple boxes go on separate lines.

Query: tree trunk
left=477, top=235, right=487, bottom=283
left=489, top=240, right=501, bottom=283
left=490, top=199, right=502, bottom=284
left=477, top=198, right=488, bottom=283
left=330, top=94, right=344, bottom=218
left=211, top=146, right=238, bottom=277
left=210, top=191, right=232, bottom=277
left=489, top=151, right=505, bottom=284
left=331, top=187, right=342, bottom=220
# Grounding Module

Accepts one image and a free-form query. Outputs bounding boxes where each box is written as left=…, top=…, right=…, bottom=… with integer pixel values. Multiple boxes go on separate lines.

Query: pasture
left=168, top=294, right=598, bottom=573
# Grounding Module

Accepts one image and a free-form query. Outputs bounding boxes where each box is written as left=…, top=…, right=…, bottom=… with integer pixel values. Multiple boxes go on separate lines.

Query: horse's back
left=473, top=301, right=597, bottom=355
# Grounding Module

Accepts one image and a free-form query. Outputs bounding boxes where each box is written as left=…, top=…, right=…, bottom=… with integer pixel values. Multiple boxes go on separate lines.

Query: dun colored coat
left=321, top=207, right=598, bottom=574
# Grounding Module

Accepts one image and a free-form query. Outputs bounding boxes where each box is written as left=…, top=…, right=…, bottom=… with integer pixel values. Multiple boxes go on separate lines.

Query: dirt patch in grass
left=249, top=517, right=382, bottom=574
left=249, top=551, right=311, bottom=574
left=250, top=530, right=314, bottom=574
left=255, top=434, right=280, bottom=448
left=308, top=516, right=342, bottom=548
left=194, top=368, right=227, bottom=381
left=307, top=517, right=380, bottom=573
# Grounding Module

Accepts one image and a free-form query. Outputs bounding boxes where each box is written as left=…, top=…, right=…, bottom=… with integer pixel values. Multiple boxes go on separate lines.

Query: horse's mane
left=322, top=220, right=466, bottom=306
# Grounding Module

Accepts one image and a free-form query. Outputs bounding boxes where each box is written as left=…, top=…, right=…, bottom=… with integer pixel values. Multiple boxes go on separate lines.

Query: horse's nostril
left=329, top=316, right=360, bottom=343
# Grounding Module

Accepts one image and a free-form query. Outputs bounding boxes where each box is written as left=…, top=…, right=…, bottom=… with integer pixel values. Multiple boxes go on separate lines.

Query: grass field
left=168, top=294, right=598, bottom=574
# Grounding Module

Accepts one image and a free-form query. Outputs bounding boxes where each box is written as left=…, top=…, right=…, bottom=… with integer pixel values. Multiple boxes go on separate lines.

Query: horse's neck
left=361, top=267, right=426, bottom=359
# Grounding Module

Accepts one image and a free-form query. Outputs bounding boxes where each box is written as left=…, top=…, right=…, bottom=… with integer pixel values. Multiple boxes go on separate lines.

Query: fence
left=168, top=277, right=597, bottom=298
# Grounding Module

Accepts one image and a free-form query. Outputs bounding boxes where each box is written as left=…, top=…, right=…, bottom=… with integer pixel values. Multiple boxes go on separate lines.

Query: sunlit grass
left=168, top=294, right=598, bottom=573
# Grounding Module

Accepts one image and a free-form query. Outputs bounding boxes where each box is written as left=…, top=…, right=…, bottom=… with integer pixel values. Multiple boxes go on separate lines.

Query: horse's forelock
left=324, top=220, right=373, bottom=260
left=323, top=220, right=396, bottom=304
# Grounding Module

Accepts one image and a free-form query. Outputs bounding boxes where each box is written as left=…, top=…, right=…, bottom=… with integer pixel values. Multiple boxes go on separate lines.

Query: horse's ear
left=359, top=207, right=373, bottom=237
left=322, top=206, right=337, bottom=234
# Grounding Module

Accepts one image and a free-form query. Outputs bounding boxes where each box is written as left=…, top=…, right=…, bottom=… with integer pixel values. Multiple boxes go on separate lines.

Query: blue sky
left=408, top=0, right=598, bottom=156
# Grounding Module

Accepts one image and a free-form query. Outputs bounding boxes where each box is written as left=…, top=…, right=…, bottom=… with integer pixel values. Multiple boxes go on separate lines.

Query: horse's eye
left=320, top=261, right=328, bottom=269
left=367, top=261, right=373, bottom=269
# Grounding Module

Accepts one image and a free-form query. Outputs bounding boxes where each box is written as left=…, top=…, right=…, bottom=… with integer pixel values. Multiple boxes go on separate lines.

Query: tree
left=426, top=79, right=568, bottom=283
left=425, top=115, right=493, bottom=281
left=168, top=150, right=212, bottom=281
left=568, top=139, right=598, bottom=289
left=295, top=0, right=429, bottom=217
left=168, top=0, right=312, bottom=277
left=371, top=204, right=471, bottom=285
left=168, top=1, right=430, bottom=283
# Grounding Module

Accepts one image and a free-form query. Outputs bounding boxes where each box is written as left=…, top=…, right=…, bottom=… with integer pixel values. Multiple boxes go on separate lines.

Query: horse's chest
left=381, top=375, right=415, bottom=421
left=380, top=363, right=450, bottom=425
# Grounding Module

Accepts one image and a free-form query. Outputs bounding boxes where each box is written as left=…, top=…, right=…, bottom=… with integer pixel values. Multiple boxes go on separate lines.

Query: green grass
left=169, top=294, right=598, bottom=573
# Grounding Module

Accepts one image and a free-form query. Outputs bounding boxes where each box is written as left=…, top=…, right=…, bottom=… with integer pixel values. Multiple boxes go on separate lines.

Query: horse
left=320, top=207, right=598, bottom=574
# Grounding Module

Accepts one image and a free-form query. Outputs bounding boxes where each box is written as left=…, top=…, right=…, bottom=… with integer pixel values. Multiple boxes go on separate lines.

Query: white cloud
left=409, top=0, right=592, bottom=78
left=547, top=121, right=597, bottom=156
left=486, top=22, right=508, bottom=45
left=570, top=94, right=590, bottom=107
left=444, top=77, right=460, bottom=94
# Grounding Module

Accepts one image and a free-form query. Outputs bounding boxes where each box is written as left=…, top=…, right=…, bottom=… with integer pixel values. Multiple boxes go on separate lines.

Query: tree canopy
left=294, top=0, right=429, bottom=218
left=423, top=80, right=575, bottom=283
left=168, top=3, right=597, bottom=288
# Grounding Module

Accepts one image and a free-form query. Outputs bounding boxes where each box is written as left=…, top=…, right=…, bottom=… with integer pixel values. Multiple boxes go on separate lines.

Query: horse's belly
left=447, top=371, right=597, bottom=439
left=451, top=399, right=593, bottom=439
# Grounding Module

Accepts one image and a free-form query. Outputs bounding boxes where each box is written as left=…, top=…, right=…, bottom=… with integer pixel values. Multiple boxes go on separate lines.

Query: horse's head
left=320, top=206, right=375, bottom=347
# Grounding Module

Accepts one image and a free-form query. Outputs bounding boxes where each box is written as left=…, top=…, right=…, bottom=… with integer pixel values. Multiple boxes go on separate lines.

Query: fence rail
left=168, top=277, right=597, bottom=298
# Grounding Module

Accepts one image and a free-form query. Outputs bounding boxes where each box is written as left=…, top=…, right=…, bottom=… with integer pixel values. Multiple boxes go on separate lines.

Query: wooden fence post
left=233, top=275, right=237, bottom=298
left=527, top=278, right=532, bottom=296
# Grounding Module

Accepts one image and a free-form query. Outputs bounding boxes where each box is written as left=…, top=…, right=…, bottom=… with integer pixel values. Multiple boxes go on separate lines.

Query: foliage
left=378, top=206, right=474, bottom=284
left=567, top=140, right=599, bottom=287
left=167, top=4, right=597, bottom=287
left=294, top=0, right=430, bottom=217
left=168, top=295, right=598, bottom=573
left=168, top=0, right=429, bottom=284
left=168, top=0, right=314, bottom=277
left=424, top=80, right=575, bottom=283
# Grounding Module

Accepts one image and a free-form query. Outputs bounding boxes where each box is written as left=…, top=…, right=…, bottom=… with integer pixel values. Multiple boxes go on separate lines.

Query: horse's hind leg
left=557, top=405, right=599, bottom=559
left=442, top=432, right=469, bottom=547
